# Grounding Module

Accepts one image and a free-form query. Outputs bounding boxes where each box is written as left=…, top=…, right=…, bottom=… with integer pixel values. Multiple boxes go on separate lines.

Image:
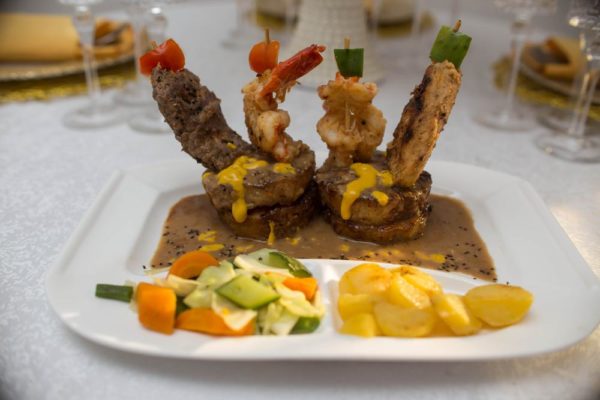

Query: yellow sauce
left=226, top=143, right=237, bottom=150
left=286, top=237, right=301, bottom=246
left=341, top=163, right=393, bottom=220
left=197, top=230, right=217, bottom=242
left=235, top=244, right=255, bottom=252
left=371, top=191, right=389, bottom=206
left=198, top=243, right=225, bottom=252
left=267, top=221, right=276, bottom=245
left=415, top=250, right=446, bottom=264
left=273, top=163, right=296, bottom=175
left=217, top=156, right=268, bottom=223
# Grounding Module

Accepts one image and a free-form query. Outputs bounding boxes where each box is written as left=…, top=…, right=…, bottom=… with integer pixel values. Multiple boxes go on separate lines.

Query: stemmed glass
left=475, top=0, right=557, bottom=131
left=59, top=0, right=124, bottom=128
left=115, top=0, right=154, bottom=107
left=127, top=4, right=171, bottom=133
left=221, top=0, right=261, bottom=49
left=535, top=0, right=600, bottom=162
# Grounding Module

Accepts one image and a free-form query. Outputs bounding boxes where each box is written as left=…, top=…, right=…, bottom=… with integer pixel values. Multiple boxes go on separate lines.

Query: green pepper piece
left=334, top=48, right=364, bottom=78
left=268, top=252, right=312, bottom=278
left=95, top=284, right=133, bottom=303
left=291, top=317, right=321, bottom=334
left=429, top=25, right=471, bottom=69
left=176, top=296, right=190, bottom=316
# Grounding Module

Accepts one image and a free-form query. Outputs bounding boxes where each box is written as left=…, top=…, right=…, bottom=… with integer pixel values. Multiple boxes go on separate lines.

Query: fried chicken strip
left=386, top=60, right=461, bottom=187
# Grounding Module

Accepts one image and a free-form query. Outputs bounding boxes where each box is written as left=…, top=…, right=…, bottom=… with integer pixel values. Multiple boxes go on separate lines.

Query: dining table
left=1, top=1, right=599, bottom=399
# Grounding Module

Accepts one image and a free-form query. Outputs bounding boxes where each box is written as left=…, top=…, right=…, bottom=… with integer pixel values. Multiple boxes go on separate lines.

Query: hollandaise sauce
left=340, top=163, right=393, bottom=220
left=215, top=156, right=268, bottom=223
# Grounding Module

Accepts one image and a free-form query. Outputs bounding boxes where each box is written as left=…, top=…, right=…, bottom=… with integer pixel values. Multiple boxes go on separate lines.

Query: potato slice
left=429, top=314, right=455, bottom=337
left=392, top=265, right=443, bottom=297
left=387, top=274, right=431, bottom=310
left=338, top=293, right=375, bottom=321
left=432, top=293, right=482, bottom=336
left=339, top=263, right=392, bottom=297
left=464, top=284, right=533, bottom=327
left=373, top=302, right=435, bottom=337
left=339, top=313, right=380, bottom=338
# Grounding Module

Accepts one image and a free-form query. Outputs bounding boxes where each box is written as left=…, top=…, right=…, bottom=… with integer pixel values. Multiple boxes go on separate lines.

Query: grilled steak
left=152, top=68, right=260, bottom=172
left=215, top=183, right=320, bottom=240
left=316, top=152, right=431, bottom=226
left=203, top=144, right=315, bottom=210
left=324, top=206, right=430, bottom=243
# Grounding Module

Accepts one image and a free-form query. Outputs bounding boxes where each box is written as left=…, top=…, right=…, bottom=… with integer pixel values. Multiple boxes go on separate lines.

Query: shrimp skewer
left=316, top=73, right=386, bottom=167
left=243, top=44, right=325, bottom=162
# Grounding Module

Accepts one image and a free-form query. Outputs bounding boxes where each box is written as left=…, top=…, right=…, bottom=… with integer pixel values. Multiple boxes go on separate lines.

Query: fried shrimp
left=317, top=73, right=386, bottom=167
left=243, top=44, right=325, bottom=162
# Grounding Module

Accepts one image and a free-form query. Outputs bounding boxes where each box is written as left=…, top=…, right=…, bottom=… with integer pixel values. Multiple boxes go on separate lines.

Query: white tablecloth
left=1, top=1, right=599, bottom=399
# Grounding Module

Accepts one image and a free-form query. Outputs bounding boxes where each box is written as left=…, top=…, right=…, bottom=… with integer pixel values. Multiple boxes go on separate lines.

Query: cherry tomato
left=139, top=39, right=185, bottom=76
left=248, top=39, right=280, bottom=74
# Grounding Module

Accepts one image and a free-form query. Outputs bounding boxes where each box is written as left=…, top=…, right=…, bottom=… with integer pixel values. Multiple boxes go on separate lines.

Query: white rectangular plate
left=46, top=160, right=600, bottom=361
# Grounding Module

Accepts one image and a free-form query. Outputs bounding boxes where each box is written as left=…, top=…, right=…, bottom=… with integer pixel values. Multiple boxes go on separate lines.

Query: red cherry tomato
left=248, top=40, right=280, bottom=74
left=139, top=39, right=185, bottom=76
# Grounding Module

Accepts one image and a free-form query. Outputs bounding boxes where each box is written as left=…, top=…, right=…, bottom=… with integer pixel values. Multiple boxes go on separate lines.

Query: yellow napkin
left=0, top=13, right=133, bottom=62
left=522, top=36, right=584, bottom=81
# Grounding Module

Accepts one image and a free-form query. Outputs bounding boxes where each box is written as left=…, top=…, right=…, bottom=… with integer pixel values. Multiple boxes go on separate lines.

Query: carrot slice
left=283, top=277, right=318, bottom=301
left=136, top=282, right=176, bottom=334
left=175, top=308, right=254, bottom=336
left=169, top=250, right=218, bottom=279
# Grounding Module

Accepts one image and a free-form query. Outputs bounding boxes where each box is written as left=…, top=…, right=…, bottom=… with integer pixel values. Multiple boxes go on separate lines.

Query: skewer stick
left=452, top=20, right=461, bottom=32
left=265, top=28, right=271, bottom=44
left=344, top=37, right=351, bottom=132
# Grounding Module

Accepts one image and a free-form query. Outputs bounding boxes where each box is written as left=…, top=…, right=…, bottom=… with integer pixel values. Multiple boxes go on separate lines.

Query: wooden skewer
left=265, top=28, right=271, bottom=44
left=344, top=37, right=351, bottom=132
left=453, top=20, right=461, bottom=32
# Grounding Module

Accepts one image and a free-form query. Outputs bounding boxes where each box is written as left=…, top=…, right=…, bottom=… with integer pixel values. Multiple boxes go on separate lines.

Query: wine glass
left=59, top=0, right=124, bottom=128
left=115, top=0, right=154, bottom=107
left=127, top=3, right=171, bottom=133
left=475, top=0, right=557, bottom=131
left=221, top=0, right=261, bottom=49
left=535, top=0, right=600, bottom=162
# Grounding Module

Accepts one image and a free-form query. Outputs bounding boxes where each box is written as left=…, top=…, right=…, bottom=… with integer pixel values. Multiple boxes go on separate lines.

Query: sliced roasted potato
left=387, top=274, right=431, bottom=310
left=338, top=263, right=392, bottom=298
left=340, top=313, right=380, bottom=337
left=373, top=301, right=435, bottom=337
left=432, top=293, right=482, bottom=336
left=338, top=293, right=375, bottom=321
left=392, top=265, right=443, bottom=297
left=464, top=284, right=533, bottom=327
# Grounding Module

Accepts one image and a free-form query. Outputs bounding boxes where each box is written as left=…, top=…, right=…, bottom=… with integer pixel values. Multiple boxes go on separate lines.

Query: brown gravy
left=150, top=194, right=496, bottom=281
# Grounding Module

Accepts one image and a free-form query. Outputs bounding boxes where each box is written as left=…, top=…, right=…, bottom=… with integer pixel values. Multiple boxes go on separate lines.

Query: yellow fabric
left=0, top=13, right=132, bottom=62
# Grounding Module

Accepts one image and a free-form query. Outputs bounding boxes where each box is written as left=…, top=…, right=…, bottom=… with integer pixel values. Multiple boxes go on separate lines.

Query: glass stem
left=284, top=0, right=296, bottom=39
left=501, top=16, right=529, bottom=121
left=568, top=68, right=599, bottom=138
left=146, top=6, right=167, bottom=46
left=128, top=4, right=146, bottom=87
left=73, top=5, right=101, bottom=111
